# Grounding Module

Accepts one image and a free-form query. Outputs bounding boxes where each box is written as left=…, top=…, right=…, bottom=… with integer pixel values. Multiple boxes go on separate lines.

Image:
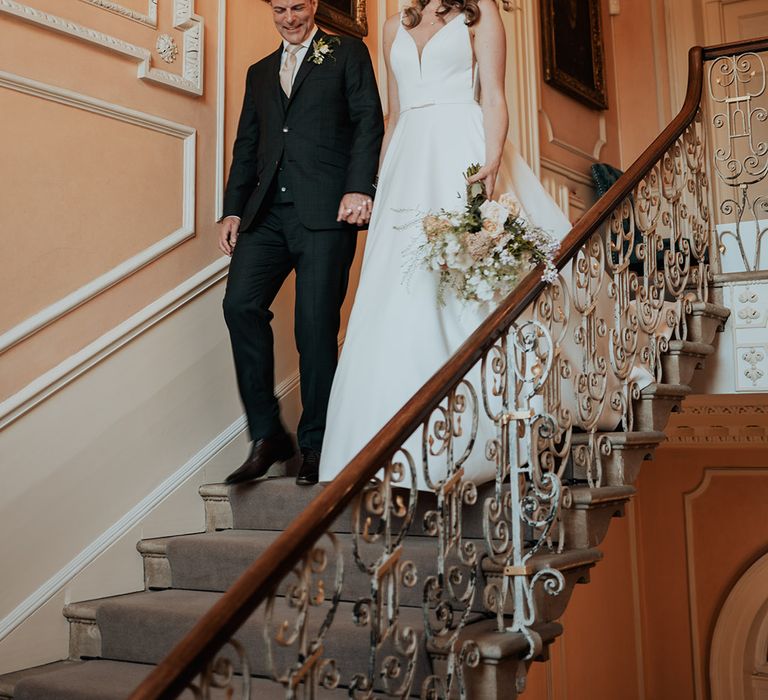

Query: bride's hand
left=467, top=162, right=500, bottom=198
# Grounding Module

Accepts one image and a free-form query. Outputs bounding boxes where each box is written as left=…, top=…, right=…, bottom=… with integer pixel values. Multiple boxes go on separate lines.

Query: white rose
left=498, top=192, right=522, bottom=219
left=479, top=200, right=509, bottom=238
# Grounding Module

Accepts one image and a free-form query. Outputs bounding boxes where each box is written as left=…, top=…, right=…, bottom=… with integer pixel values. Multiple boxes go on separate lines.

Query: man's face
left=269, top=0, right=318, bottom=44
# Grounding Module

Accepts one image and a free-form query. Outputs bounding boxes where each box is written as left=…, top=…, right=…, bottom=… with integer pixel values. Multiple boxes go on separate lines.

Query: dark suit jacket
left=222, top=29, right=384, bottom=231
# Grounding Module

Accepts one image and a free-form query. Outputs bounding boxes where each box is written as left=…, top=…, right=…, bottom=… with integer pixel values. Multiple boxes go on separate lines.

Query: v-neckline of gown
left=402, top=12, right=464, bottom=70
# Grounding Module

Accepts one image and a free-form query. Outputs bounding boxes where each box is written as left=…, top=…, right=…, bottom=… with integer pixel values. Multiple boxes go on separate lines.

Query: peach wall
left=0, top=0, right=223, bottom=400
left=0, top=0, right=384, bottom=674
left=634, top=444, right=768, bottom=699
left=539, top=0, right=620, bottom=176
left=610, top=0, right=673, bottom=168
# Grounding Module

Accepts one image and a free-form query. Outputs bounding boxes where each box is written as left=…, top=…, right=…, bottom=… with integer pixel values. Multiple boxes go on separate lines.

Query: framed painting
left=540, top=0, right=608, bottom=110
left=317, top=0, right=368, bottom=38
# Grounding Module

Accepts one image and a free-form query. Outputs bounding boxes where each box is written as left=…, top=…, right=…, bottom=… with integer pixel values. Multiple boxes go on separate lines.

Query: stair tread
left=568, top=484, right=636, bottom=504
left=221, top=477, right=500, bottom=538
left=0, top=659, right=348, bottom=699
left=569, top=430, right=666, bottom=446
left=61, top=589, right=496, bottom=684
left=482, top=547, right=603, bottom=573
left=138, top=529, right=480, bottom=602
left=666, top=339, right=715, bottom=355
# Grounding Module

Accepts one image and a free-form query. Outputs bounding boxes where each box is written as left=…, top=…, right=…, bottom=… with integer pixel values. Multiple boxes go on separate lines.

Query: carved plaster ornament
left=156, top=34, right=178, bottom=63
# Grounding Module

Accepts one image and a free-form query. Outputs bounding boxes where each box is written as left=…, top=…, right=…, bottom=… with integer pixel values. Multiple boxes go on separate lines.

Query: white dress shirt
left=281, top=26, right=319, bottom=87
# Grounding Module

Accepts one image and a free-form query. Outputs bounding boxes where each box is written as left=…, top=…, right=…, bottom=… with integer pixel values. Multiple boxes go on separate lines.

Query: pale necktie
left=280, top=44, right=303, bottom=97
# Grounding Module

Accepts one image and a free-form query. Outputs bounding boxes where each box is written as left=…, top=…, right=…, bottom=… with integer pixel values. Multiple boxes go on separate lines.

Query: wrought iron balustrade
left=129, top=36, right=768, bottom=700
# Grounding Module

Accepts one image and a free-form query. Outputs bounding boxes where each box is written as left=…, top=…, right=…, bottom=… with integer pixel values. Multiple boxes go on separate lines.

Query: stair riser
left=660, top=352, right=706, bottom=386
left=68, top=613, right=435, bottom=691
left=633, top=396, right=684, bottom=432
left=687, top=308, right=727, bottom=346
left=571, top=444, right=658, bottom=486
left=142, top=543, right=490, bottom=612
left=68, top=619, right=102, bottom=661
left=559, top=502, right=627, bottom=550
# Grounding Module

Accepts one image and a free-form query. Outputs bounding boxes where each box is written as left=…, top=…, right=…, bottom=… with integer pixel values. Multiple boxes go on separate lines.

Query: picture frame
left=540, top=0, right=608, bottom=110
left=317, top=0, right=368, bottom=38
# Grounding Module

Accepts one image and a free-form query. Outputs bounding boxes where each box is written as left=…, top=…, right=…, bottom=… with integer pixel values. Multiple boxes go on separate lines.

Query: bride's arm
left=468, top=0, right=508, bottom=197
left=377, top=15, right=402, bottom=172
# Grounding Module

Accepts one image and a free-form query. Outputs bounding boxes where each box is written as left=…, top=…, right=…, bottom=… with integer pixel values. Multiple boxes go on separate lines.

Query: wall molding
left=710, top=549, right=768, bottom=700
left=540, top=108, right=607, bottom=162
left=540, top=156, right=595, bottom=188
left=0, top=412, right=246, bottom=642
left=0, top=258, right=230, bottom=429
left=80, top=0, right=158, bottom=27
left=214, top=0, right=226, bottom=220
left=501, top=0, right=542, bottom=173
left=0, top=70, right=197, bottom=354
left=0, top=0, right=204, bottom=95
left=683, top=467, right=768, bottom=700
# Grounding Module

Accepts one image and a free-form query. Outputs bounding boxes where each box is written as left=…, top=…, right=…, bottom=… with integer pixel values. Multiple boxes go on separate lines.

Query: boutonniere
left=310, top=36, right=340, bottom=65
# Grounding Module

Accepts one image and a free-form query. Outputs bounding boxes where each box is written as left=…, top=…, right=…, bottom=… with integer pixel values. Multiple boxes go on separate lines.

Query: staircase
left=2, top=37, right=766, bottom=700
left=0, top=299, right=728, bottom=699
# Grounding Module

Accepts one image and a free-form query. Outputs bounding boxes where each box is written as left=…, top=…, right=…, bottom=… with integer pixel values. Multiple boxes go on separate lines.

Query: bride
left=319, top=0, right=572, bottom=489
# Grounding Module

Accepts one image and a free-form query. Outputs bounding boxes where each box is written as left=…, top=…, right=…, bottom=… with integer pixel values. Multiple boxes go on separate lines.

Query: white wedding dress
left=319, top=14, right=663, bottom=490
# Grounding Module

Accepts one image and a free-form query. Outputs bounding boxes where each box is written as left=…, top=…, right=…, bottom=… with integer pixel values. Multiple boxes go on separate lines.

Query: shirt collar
left=282, top=25, right=318, bottom=51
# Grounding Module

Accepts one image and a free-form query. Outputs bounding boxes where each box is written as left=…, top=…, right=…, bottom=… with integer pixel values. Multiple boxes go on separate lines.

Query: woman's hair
left=401, top=0, right=481, bottom=28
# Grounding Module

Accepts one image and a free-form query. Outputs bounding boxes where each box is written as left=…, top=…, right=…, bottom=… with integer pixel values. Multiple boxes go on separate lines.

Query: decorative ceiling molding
left=0, top=70, right=197, bottom=354
left=0, top=0, right=204, bottom=95
left=79, top=0, right=158, bottom=28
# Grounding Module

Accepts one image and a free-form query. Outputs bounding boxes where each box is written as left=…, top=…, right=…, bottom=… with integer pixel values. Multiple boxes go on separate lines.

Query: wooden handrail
left=130, top=37, right=768, bottom=699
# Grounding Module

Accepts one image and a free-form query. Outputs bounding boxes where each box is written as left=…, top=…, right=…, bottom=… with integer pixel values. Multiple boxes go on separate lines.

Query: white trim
left=214, top=0, right=227, bottom=220
left=79, top=0, right=158, bottom=27
left=0, top=71, right=197, bottom=353
left=502, top=0, right=541, bottom=173
left=0, top=412, right=247, bottom=642
left=377, top=0, right=388, bottom=115
left=540, top=156, right=595, bottom=188
left=0, top=0, right=204, bottom=95
left=0, top=258, right=230, bottom=429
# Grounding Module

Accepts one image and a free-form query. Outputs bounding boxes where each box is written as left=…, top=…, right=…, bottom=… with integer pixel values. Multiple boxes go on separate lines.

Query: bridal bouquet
left=410, top=164, right=560, bottom=305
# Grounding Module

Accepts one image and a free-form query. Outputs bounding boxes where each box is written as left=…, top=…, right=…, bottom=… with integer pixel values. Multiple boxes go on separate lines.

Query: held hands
left=337, top=192, right=373, bottom=226
left=466, top=161, right=500, bottom=199
left=218, top=216, right=240, bottom=256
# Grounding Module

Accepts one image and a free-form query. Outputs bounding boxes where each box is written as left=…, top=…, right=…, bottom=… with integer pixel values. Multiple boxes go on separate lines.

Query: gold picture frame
left=317, top=0, right=368, bottom=37
left=540, top=0, right=608, bottom=110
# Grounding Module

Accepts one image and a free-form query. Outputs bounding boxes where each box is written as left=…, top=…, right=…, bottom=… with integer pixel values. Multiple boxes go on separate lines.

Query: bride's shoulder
left=473, top=0, right=503, bottom=29
left=383, top=13, right=402, bottom=40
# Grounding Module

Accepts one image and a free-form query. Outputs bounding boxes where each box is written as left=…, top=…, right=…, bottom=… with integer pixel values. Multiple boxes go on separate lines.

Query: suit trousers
left=223, top=202, right=357, bottom=451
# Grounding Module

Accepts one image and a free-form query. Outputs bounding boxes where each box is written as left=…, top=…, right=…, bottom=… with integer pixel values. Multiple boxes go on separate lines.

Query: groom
left=219, top=0, right=383, bottom=486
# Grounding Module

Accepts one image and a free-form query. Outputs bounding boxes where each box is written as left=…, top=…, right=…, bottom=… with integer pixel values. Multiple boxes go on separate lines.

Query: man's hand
left=337, top=193, right=373, bottom=226
left=218, top=216, right=241, bottom=256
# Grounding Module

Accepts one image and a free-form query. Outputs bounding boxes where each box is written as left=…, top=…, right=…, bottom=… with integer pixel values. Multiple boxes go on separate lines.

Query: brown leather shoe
left=225, top=433, right=295, bottom=485
left=295, top=448, right=320, bottom=485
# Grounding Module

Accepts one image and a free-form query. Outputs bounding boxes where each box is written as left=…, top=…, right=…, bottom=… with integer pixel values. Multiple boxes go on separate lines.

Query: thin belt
left=399, top=99, right=478, bottom=115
